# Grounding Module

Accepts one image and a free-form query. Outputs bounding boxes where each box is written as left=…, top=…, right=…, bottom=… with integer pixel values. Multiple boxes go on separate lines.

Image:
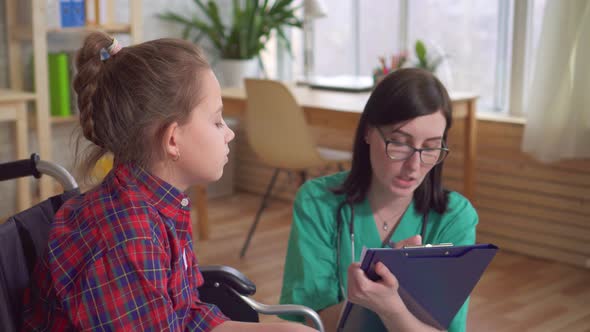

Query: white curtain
left=522, top=0, right=590, bottom=162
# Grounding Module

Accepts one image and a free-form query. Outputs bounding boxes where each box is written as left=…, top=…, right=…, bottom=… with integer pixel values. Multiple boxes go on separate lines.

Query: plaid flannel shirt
left=22, top=163, right=228, bottom=331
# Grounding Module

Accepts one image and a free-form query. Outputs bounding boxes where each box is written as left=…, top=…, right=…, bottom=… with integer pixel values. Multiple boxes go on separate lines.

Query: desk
left=0, top=89, right=35, bottom=212
left=192, top=86, right=478, bottom=240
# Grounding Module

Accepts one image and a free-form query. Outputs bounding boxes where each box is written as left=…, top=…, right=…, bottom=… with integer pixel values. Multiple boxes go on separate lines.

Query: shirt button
left=181, top=198, right=189, bottom=207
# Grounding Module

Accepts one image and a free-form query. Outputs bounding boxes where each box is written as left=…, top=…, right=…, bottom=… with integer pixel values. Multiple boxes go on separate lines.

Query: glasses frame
left=375, top=127, right=450, bottom=165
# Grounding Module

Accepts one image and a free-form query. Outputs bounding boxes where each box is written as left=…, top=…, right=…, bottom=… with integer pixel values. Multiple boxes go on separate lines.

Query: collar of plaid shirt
left=121, top=163, right=192, bottom=219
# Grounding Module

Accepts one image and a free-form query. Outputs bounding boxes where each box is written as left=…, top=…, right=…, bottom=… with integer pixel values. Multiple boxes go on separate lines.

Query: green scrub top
left=279, top=172, right=478, bottom=332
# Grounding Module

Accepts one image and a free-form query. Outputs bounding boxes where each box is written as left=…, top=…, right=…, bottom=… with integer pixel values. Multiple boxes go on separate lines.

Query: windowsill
left=476, top=111, right=526, bottom=125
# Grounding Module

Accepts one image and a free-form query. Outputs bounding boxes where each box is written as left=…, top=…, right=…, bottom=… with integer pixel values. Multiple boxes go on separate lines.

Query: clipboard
left=337, top=243, right=498, bottom=331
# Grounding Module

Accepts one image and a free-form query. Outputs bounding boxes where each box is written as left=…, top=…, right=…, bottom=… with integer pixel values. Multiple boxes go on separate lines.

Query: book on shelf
left=61, top=0, right=86, bottom=28
left=48, top=52, right=71, bottom=117
left=47, top=0, right=86, bottom=29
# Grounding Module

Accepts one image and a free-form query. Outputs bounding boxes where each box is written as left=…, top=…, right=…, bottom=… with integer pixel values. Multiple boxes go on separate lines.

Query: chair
left=240, top=79, right=352, bottom=258
left=0, top=155, right=324, bottom=332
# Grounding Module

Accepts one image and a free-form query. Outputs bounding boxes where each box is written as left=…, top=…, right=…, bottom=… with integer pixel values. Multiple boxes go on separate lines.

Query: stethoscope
left=335, top=199, right=429, bottom=300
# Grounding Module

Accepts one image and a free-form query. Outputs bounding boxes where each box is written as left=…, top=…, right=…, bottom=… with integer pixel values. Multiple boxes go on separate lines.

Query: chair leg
left=240, top=168, right=281, bottom=258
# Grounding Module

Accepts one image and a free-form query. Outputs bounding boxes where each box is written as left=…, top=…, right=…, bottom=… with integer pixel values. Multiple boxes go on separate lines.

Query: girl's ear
left=162, top=121, right=180, bottom=160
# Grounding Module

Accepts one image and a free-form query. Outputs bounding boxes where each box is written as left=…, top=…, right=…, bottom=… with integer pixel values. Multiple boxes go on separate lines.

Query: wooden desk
left=192, top=86, right=478, bottom=240
left=0, top=89, right=35, bottom=212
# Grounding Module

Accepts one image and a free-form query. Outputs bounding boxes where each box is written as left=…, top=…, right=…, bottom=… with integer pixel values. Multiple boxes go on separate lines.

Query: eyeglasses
left=376, top=127, right=450, bottom=165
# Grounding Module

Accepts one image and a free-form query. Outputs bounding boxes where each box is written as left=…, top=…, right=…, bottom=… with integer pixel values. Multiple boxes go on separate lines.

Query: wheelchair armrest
left=200, top=265, right=256, bottom=296
left=230, top=288, right=325, bottom=332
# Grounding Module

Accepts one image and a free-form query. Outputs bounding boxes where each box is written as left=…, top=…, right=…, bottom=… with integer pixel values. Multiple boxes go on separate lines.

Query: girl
left=22, top=32, right=314, bottom=332
left=280, top=68, right=478, bottom=332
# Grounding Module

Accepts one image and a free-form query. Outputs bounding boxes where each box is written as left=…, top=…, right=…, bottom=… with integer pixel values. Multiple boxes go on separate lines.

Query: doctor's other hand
left=393, top=234, right=422, bottom=249
left=346, top=235, right=421, bottom=315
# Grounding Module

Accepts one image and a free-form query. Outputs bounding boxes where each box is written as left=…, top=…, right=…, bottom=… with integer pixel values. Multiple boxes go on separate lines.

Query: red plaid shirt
left=22, top=163, right=228, bottom=331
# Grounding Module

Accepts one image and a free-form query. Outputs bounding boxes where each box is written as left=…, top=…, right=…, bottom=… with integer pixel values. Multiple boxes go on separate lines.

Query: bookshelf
left=3, top=0, right=142, bottom=206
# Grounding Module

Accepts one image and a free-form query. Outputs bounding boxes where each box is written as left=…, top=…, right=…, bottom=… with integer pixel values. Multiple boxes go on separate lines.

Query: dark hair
left=73, top=31, right=210, bottom=177
left=333, top=68, right=453, bottom=214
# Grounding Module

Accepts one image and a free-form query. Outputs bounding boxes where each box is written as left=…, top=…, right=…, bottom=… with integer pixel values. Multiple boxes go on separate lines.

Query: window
left=359, top=0, right=402, bottom=76
left=312, top=0, right=356, bottom=76
left=260, top=32, right=279, bottom=79
left=309, top=0, right=402, bottom=76
left=408, top=0, right=510, bottom=112
left=271, top=0, right=547, bottom=115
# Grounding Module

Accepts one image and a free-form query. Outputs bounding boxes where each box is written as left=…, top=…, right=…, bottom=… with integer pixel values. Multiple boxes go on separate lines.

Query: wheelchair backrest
left=0, top=191, right=78, bottom=331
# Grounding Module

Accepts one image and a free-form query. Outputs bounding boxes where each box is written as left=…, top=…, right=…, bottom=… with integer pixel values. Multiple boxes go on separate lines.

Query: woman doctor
left=279, top=68, right=478, bottom=332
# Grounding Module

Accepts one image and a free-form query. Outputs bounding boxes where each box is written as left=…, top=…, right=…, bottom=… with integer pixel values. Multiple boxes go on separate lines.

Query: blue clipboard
left=337, top=243, right=498, bottom=331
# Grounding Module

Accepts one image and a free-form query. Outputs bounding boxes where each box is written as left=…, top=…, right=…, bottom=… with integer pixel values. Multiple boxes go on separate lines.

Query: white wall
left=141, top=0, right=232, bottom=71
left=143, top=0, right=204, bottom=40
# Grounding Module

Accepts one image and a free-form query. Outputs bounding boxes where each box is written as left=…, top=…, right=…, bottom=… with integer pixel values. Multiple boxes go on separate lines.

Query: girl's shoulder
left=55, top=178, right=159, bottom=247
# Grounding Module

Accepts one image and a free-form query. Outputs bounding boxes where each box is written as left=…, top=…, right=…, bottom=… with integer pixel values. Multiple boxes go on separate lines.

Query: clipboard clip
left=402, top=243, right=455, bottom=258
left=403, top=243, right=454, bottom=249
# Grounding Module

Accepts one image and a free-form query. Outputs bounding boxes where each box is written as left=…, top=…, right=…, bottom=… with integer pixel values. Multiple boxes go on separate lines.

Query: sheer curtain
left=522, top=0, right=590, bottom=162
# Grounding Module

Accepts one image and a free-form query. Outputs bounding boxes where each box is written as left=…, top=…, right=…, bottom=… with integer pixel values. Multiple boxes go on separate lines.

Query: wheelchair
left=0, top=154, right=324, bottom=331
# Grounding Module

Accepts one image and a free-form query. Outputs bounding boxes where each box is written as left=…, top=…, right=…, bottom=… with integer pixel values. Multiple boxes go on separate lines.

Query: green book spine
left=48, top=52, right=71, bottom=117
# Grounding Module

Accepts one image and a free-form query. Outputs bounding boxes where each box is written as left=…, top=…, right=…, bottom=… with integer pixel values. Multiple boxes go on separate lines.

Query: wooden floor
left=194, top=192, right=590, bottom=332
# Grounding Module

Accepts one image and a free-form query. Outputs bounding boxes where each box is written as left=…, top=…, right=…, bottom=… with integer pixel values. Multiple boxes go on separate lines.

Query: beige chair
left=240, top=79, right=352, bottom=257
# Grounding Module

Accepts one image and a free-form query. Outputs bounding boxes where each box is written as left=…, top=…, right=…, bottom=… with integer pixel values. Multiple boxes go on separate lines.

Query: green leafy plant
left=414, top=40, right=445, bottom=73
left=158, top=0, right=303, bottom=60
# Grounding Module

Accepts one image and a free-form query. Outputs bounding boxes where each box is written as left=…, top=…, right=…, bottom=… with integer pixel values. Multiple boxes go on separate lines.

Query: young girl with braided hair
left=21, top=32, right=314, bottom=332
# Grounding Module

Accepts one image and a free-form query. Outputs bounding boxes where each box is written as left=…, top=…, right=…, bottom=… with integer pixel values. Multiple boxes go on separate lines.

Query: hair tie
left=101, top=38, right=122, bottom=61
left=107, top=38, right=122, bottom=55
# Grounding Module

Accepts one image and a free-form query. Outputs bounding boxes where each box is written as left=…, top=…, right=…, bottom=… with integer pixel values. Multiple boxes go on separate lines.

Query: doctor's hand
left=391, top=234, right=423, bottom=250
left=347, top=235, right=422, bottom=317
left=348, top=235, right=446, bottom=332
left=347, top=235, right=442, bottom=331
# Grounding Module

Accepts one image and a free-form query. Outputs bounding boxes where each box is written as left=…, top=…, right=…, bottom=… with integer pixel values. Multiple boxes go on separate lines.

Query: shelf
left=0, top=89, right=36, bottom=103
left=11, top=24, right=132, bottom=41
left=51, top=114, right=79, bottom=125
left=97, top=23, right=133, bottom=34
left=48, top=23, right=132, bottom=34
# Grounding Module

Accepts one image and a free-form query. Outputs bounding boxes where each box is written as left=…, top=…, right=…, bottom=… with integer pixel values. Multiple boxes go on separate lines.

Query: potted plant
left=413, top=39, right=445, bottom=73
left=159, top=0, right=303, bottom=87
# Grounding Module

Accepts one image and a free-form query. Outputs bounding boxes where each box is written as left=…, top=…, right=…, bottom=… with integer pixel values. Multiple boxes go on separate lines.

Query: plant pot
left=216, top=58, right=259, bottom=88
